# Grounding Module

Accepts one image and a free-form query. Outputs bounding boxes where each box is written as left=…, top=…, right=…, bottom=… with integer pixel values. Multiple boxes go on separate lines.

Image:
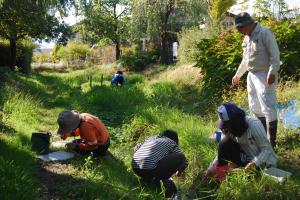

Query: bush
left=120, top=49, right=159, bottom=71
left=32, top=54, right=53, bottom=64
left=56, top=42, right=91, bottom=65
left=178, top=27, right=215, bottom=64
left=196, top=28, right=243, bottom=106
left=261, top=19, right=300, bottom=80
left=16, top=39, right=35, bottom=73
left=0, top=38, right=35, bottom=73
left=0, top=39, right=10, bottom=67
left=195, top=19, right=300, bottom=105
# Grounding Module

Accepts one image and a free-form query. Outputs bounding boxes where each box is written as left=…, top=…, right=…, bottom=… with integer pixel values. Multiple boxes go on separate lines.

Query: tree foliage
left=131, top=0, right=208, bottom=64
left=0, top=0, right=73, bottom=72
left=75, top=0, right=130, bottom=60
left=195, top=18, right=300, bottom=105
left=209, top=0, right=237, bottom=26
left=253, top=0, right=290, bottom=19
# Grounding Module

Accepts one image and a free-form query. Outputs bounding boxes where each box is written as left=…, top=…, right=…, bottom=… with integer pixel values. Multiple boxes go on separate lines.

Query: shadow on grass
left=0, top=139, right=39, bottom=199
left=8, top=72, right=149, bottom=128
left=37, top=152, right=162, bottom=200
left=32, top=65, right=87, bottom=74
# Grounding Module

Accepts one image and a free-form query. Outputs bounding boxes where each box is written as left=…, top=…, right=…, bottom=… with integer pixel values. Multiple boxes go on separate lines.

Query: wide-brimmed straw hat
left=57, top=110, right=81, bottom=135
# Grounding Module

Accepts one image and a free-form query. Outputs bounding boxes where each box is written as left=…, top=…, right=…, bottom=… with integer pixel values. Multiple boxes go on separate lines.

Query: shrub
left=195, top=19, right=300, bottom=106
left=32, top=54, right=52, bottom=64
left=261, top=19, right=300, bottom=80
left=178, top=27, right=215, bottom=64
left=195, top=28, right=243, bottom=106
left=120, top=49, right=159, bottom=71
left=0, top=38, right=35, bottom=74
left=56, top=42, right=91, bottom=65
left=0, top=39, right=10, bottom=67
left=16, top=39, right=35, bottom=73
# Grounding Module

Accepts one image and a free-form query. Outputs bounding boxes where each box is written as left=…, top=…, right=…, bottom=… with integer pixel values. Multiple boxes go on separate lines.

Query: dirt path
left=37, top=162, right=73, bottom=200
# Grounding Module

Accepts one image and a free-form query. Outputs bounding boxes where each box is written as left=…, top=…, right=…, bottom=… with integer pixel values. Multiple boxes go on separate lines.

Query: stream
left=278, top=100, right=300, bottom=131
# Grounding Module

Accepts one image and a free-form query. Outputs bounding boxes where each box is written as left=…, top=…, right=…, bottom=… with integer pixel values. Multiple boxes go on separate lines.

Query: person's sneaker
left=162, top=179, right=177, bottom=198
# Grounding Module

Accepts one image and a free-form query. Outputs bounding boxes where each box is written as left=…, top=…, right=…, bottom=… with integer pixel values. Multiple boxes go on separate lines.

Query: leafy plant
left=56, top=42, right=91, bottom=65
left=120, top=49, right=159, bottom=71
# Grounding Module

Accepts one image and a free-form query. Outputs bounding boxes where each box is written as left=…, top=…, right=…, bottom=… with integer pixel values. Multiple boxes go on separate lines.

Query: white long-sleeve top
left=208, top=116, right=277, bottom=171
left=236, top=117, right=277, bottom=167
left=235, top=23, right=280, bottom=78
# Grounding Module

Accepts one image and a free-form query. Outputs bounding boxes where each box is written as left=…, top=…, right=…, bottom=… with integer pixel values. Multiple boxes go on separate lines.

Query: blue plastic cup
left=215, top=130, right=222, bottom=143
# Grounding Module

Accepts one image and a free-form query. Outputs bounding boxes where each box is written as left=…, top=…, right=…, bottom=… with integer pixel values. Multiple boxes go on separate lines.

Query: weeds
left=0, top=65, right=299, bottom=199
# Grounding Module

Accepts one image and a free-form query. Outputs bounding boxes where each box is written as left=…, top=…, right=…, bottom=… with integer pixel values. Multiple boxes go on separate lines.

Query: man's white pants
left=247, top=71, right=278, bottom=122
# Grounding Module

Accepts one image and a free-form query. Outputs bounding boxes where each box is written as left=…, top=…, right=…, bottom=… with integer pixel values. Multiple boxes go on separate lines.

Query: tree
left=131, top=0, right=208, bottom=64
left=0, top=0, right=73, bottom=71
left=254, top=0, right=290, bottom=19
left=209, top=0, right=237, bottom=26
left=75, top=0, right=130, bottom=60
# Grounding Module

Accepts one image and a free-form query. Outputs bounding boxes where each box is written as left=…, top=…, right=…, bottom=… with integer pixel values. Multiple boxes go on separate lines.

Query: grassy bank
left=0, top=65, right=299, bottom=199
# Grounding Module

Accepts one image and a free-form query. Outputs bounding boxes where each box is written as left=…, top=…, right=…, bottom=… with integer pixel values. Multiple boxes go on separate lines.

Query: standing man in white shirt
left=232, top=12, right=280, bottom=148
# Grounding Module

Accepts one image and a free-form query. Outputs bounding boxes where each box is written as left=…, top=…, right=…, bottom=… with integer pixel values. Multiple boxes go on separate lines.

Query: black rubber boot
left=268, top=120, right=278, bottom=148
left=258, top=117, right=267, bottom=133
left=162, top=179, right=177, bottom=198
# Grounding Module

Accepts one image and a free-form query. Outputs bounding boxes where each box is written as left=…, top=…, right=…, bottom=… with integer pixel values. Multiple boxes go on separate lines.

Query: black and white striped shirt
left=132, top=135, right=183, bottom=170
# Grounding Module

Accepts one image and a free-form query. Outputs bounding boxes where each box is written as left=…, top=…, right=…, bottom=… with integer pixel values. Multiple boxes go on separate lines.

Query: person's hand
left=176, top=170, right=182, bottom=177
left=232, top=75, right=240, bottom=87
left=267, top=74, right=276, bottom=85
left=244, top=162, right=256, bottom=171
left=66, top=142, right=77, bottom=150
left=60, top=133, right=70, bottom=140
left=202, top=170, right=213, bottom=182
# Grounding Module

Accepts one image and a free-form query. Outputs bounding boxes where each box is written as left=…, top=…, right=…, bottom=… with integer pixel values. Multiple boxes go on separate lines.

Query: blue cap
left=217, top=102, right=244, bottom=129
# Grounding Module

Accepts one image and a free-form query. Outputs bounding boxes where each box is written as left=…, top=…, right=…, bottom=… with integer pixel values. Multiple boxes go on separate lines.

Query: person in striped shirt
left=204, top=102, right=277, bottom=181
left=132, top=130, right=188, bottom=198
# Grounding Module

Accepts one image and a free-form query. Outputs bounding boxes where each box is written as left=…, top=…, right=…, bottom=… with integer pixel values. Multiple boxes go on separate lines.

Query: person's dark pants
left=133, top=153, right=187, bottom=198
left=93, top=137, right=110, bottom=156
left=73, top=137, right=110, bottom=157
left=132, top=153, right=187, bottom=180
left=218, top=137, right=248, bottom=167
left=116, top=77, right=124, bottom=86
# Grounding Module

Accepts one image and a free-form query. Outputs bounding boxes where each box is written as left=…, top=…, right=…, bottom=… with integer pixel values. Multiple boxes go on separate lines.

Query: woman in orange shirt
left=57, top=110, right=110, bottom=156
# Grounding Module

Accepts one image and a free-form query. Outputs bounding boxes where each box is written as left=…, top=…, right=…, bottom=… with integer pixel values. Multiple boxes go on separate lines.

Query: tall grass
left=0, top=65, right=299, bottom=199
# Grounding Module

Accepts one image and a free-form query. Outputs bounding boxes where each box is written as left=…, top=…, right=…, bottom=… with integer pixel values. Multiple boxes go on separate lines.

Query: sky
left=39, top=0, right=300, bottom=49
left=230, top=0, right=300, bottom=14
left=38, top=8, right=81, bottom=49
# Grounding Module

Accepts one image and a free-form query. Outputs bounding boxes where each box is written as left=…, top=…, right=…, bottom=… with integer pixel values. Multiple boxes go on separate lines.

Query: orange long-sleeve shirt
left=64, top=113, right=109, bottom=151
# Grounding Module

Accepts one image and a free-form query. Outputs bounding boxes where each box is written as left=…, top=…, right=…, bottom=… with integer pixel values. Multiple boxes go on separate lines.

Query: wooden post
left=100, top=74, right=104, bottom=87
left=89, top=74, right=93, bottom=89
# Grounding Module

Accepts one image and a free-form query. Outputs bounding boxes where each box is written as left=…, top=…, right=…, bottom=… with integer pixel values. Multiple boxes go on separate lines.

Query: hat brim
left=235, top=20, right=254, bottom=27
left=218, top=120, right=224, bottom=129
left=218, top=120, right=230, bottom=129
left=57, top=113, right=81, bottom=135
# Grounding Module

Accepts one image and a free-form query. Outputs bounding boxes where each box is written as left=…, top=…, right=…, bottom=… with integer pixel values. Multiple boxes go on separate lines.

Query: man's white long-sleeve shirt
left=235, top=23, right=281, bottom=78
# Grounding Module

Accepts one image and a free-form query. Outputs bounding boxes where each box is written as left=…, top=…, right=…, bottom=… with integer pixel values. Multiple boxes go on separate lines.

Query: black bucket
left=31, top=132, right=52, bottom=155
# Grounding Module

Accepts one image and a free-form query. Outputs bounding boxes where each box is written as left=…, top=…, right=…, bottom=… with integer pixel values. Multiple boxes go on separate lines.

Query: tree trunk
left=115, top=40, right=121, bottom=60
left=9, top=39, right=17, bottom=71
left=160, top=32, right=169, bottom=64
left=159, top=0, right=174, bottom=65
left=113, top=3, right=121, bottom=61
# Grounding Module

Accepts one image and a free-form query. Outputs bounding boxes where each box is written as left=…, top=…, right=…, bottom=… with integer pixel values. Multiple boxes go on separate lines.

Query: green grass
left=0, top=66, right=299, bottom=199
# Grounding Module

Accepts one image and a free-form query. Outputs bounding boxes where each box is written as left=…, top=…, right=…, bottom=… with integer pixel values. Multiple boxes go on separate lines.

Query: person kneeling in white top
left=204, top=102, right=277, bottom=181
